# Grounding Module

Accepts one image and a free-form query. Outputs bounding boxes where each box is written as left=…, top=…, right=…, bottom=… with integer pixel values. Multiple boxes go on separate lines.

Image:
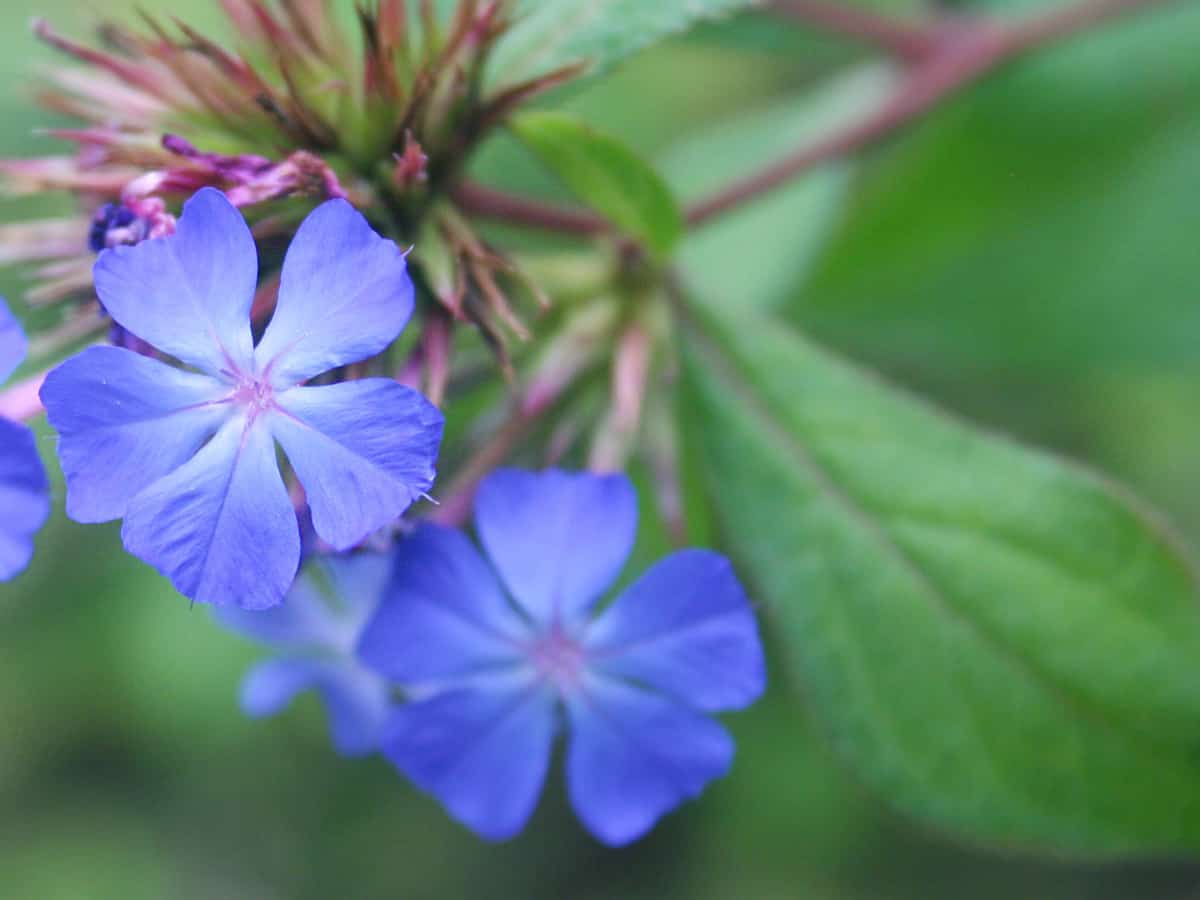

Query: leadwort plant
left=0, top=0, right=1192, bottom=853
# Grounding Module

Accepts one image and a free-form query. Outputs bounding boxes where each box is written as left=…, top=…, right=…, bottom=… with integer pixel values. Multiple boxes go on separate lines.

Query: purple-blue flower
left=357, top=468, right=766, bottom=846
left=40, top=188, right=444, bottom=609
left=215, top=552, right=392, bottom=756
left=0, top=299, right=50, bottom=580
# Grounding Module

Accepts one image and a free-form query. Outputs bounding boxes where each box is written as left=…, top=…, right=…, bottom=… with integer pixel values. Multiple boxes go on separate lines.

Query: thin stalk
left=769, top=0, right=937, bottom=61
left=686, top=0, right=1177, bottom=226
left=451, top=0, right=1179, bottom=235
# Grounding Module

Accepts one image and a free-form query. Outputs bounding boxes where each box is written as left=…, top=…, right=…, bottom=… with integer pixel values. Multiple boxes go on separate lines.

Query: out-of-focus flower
left=40, top=189, right=444, bottom=609
left=0, top=300, right=50, bottom=580
left=216, top=552, right=393, bottom=757
left=358, top=468, right=766, bottom=845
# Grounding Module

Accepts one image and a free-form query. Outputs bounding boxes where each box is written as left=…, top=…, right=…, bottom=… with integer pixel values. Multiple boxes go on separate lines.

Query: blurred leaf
left=664, top=65, right=895, bottom=310
left=792, top=2, right=1200, bottom=373
left=487, top=0, right=759, bottom=90
left=686, top=0, right=927, bottom=56
left=464, top=40, right=798, bottom=234
left=685, top=305, right=1200, bottom=855
left=687, top=10, right=853, bottom=59
left=511, top=111, right=683, bottom=255
left=0, top=807, right=170, bottom=900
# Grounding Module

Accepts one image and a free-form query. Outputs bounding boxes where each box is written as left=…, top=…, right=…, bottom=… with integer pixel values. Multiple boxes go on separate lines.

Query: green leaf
left=793, top=2, right=1200, bottom=373
left=487, top=0, right=759, bottom=91
left=662, top=65, right=894, bottom=311
left=510, top=111, right=684, bottom=256
left=687, top=0, right=928, bottom=56
left=685, top=305, right=1200, bottom=855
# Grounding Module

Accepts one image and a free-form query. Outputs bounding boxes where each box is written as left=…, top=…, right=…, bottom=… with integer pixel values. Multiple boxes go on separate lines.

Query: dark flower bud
left=87, top=202, right=147, bottom=253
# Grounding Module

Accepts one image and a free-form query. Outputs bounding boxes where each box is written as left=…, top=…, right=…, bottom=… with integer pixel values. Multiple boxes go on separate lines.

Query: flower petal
left=323, top=551, right=392, bottom=621
left=0, top=298, right=27, bottom=384
left=93, top=188, right=257, bottom=375
left=254, top=199, right=414, bottom=387
left=584, top=549, right=766, bottom=712
left=122, top=416, right=299, bottom=609
left=218, top=551, right=391, bottom=648
left=0, top=418, right=49, bottom=581
left=215, top=570, right=338, bottom=648
left=474, top=469, right=637, bottom=627
left=270, top=379, right=443, bottom=550
left=357, top=524, right=529, bottom=683
left=241, top=657, right=390, bottom=757
left=381, top=674, right=557, bottom=841
left=41, top=346, right=231, bottom=522
left=565, top=676, right=734, bottom=846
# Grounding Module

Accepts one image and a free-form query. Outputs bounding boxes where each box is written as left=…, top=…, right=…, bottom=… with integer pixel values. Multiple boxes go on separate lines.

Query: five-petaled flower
left=41, top=188, right=444, bottom=609
left=216, top=552, right=392, bottom=756
left=357, top=468, right=766, bottom=846
left=0, top=298, right=50, bottom=580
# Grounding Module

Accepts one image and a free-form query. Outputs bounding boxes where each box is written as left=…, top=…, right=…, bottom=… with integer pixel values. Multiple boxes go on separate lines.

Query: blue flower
left=215, top=552, right=392, bottom=756
left=357, top=469, right=766, bottom=846
left=41, top=188, right=444, bottom=609
left=0, top=299, right=50, bottom=581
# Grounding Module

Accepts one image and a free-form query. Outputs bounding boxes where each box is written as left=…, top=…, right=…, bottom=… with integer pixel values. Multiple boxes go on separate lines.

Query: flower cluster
left=0, top=0, right=767, bottom=848
left=2, top=189, right=766, bottom=845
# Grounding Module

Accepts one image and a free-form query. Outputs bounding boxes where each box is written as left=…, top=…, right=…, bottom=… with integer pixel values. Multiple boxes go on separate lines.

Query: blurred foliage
left=688, top=306, right=1200, bottom=855
left=4, top=0, right=1200, bottom=898
left=796, top=1, right=1200, bottom=375
left=512, top=111, right=684, bottom=255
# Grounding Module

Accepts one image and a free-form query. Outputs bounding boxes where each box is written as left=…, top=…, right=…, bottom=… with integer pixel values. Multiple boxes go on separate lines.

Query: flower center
left=231, top=377, right=276, bottom=420
left=528, top=629, right=586, bottom=691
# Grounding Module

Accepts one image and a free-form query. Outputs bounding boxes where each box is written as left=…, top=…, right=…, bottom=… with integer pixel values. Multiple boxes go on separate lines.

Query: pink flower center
left=231, top=377, right=276, bottom=421
left=528, top=629, right=586, bottom=691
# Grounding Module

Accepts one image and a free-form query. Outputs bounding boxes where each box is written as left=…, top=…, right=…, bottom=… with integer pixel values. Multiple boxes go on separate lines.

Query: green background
left=3, top=0, right=1200, bottom=897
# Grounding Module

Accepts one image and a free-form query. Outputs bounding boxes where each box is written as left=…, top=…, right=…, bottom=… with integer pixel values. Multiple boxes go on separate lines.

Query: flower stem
left=686, top=0, right=1179, bottom=227
left=768, top=0, right=937, bottom=61
left=0, top=372, right=47, bottom=422
left=452, top=181, right=607, bottom=236
left=428, top=406, right=539, bottom=527
left=453, top=0, right=1179, bottom=236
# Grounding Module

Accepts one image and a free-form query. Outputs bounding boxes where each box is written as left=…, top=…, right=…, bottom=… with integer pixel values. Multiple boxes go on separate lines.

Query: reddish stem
left=453, top=0, right=1177, bottom=236
left=0, top=372, right=47, bottom=422
left=452, top=181, right=607, bottom=236
left=769, top=0, right=938, bottom=61
left=686, top=0, right=1176, bottom=226
left=428, top=404, right=540, bottom=527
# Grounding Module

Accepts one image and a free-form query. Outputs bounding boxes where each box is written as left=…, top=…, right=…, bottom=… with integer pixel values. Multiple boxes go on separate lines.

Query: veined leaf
left=487, top=0, right=760, bottom=91
left=685, top=305, right=1200, bottom=854
left=511, top=111, right=683, bottom=256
